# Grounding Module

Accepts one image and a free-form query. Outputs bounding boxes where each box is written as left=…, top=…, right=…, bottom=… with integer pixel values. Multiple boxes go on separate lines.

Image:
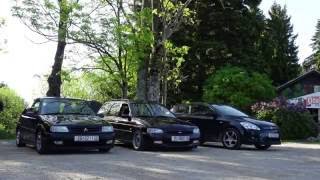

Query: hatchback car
left=98, top=100, right=200, bottom=151
left=171, top=103, right=281, bottom=150
left=16, top=97, right=115, bottom=154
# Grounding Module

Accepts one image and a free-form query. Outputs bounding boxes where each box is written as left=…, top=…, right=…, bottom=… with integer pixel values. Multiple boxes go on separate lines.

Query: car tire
left=16, top=129, right=25, bottom=147
left=221, top=128, right=241, bottom=150
left=255, top=144, right=271, bottom=150
left=99, top=148, right=111, bottom=153
left=132, top=130, right=146, bottom=151
left=35, top=131, right=48, bottom=154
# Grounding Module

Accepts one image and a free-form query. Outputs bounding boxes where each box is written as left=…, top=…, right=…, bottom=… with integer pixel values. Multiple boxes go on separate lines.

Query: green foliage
left=0, top=87, right=25, bottom=133
left=203, top=66, right=276, bottom=111
left=253, top=99, right=318, bottom=140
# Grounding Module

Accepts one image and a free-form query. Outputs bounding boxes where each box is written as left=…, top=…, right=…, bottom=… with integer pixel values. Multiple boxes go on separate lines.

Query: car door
left=189, top=104, right=219, bottom=141
left=21, top=100, right=41, bottom=143
left=102, top=102, right=121, bottom=137
left=117, top=103, right=137, bottom=142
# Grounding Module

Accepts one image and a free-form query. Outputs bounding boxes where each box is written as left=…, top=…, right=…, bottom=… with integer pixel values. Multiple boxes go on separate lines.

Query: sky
left=0, top=0, right=319, bottom=104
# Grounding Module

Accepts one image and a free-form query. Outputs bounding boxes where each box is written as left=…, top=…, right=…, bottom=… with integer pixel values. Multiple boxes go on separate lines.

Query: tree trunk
left=147, top=45, right=162, bottom=103
left=122, top=80, right=128, bottom=99
left=46, top=0, right=69, bottom=97
left=46, top=41, right=66, bottom=97
left=137, top=61, right=148, bottom=102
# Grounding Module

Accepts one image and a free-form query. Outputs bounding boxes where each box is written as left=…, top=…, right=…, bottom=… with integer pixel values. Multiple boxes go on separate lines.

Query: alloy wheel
left=222, top=129, right=240, bottom=149
left=133, top=132, right=142, bottom=149
left=36, top=132, right=42, bottom=152
left=16, top=130, right=21, bottom=145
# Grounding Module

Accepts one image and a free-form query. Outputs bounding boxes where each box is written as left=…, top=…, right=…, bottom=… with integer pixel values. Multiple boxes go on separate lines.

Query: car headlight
left=193, top=127, right=200, bottom=134
left=240, top=122, right=260, bottom=130
left=50, top=126, right=69, bottom=133
left=147, top=128, right=163, bottom=134
left=102, top=126, right=114, bottom=132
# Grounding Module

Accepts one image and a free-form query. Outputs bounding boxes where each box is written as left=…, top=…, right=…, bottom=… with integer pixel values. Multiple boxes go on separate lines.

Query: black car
left=98, top=100, right=200, bottom=151
left=171, top=103, right=281, bottom=150
left=16, top=97, right=115, bottom=154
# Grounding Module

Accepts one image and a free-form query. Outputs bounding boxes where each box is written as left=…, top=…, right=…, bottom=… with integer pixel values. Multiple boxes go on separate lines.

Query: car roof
left=35, top=97, right=89, bottom=102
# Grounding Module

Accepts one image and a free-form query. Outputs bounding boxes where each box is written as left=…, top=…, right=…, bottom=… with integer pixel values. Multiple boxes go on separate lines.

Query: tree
left=262, top=3, right=300, bottom=85
left=0, top=87, right=25, bottom=132
left=136, top=0, right=194, bottom=104
left=0, top=17, right=7, bottom=53
left=13, top=0, right=92, bottom=97
left=312, top=19, right=320, bottom=68
left=203, top=66, right=276, bottom=111
left=68, top=0, right=153, bottom=99
left=170, top=0, right=267, bottom=103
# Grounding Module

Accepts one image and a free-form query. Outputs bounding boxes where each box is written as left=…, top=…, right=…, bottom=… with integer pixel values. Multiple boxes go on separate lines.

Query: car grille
left=164, top=130, right=193, bottom=135
left=68, top=126, right=101, bottom=133
left=262, top=126, right=279, bottom=130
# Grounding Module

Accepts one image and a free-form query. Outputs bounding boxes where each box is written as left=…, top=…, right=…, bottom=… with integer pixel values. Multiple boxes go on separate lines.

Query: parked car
left=16, top=97, right=115, bottom=154
left=98, top=100, right=200, bottom=151
left=171, top=103, right=281, bottom=150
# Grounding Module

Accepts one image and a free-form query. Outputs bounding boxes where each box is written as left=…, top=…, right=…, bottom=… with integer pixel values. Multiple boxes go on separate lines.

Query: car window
left=32, top=101, right=41, bottom=113
left=119, top=104, right=130, bottom=116
left=211, top=105, right=248, bottom=117
left=130, top=103, right=175, bottom=118
left=191, top=104, right=212, bottom=115
left=40, top=99, right=95, bottom=115
left=108, top=103, right=121, bottom=116
left=99, top=102, right=113, bottom=114
left=171, top=105, right=189, bottom=114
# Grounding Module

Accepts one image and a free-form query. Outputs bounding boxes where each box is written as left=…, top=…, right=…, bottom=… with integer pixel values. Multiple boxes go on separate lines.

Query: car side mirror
left=25, top=107, right=36, bottom=115
left=97, top=113, right=105, bottom=118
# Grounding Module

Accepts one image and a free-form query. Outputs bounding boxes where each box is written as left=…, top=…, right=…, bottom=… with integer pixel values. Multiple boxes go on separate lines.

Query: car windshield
left=130, top=103, right=175, bottom=118
left=40, top=99, right=95, bottom=115
left=211, top=105, right=248, bottom=117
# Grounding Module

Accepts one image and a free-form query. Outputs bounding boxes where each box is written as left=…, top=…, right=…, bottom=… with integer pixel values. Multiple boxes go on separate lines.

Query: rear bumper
left=44, top=132, right=115, bottom=150
left=242, top=130, right=281, bottom=145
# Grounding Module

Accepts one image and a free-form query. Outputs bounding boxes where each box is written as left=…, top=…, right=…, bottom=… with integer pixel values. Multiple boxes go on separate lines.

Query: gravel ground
left=0, top=140, right=319, bottom=180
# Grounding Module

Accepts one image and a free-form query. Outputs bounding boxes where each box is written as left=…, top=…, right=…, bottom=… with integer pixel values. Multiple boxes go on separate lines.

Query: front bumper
left=44, top=132, right=115, bottom=150
left=144, top=133, right=200, bottom=148
left=242, top=129, right=281, bottom=145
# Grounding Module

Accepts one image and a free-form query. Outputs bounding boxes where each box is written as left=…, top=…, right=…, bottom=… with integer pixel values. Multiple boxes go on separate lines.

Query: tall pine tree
left=263, top=3, right=300, bottom=86
left=312, top=19, right=320, bottom=68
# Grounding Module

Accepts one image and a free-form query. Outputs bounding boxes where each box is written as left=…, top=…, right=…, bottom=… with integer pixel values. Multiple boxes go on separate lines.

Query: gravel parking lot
left=0, top=140, right=320, bottom=180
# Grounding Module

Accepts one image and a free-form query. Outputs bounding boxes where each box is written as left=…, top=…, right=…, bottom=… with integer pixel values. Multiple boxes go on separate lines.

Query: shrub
left=252, top=97, right=318, bottom=140
left=203, top=66, right=276, bottom=111
left=0, top=87, right=25, bottom=133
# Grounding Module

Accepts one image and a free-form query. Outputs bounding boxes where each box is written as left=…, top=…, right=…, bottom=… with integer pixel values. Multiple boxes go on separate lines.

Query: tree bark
left=46, top=41, right=66, bottom=97
left=137, top=61, right=148, bottom=102
left=46, top=0, right=69, bottom=97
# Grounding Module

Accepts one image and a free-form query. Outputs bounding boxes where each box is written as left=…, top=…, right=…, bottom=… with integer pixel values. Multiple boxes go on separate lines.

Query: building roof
left=277, top=70, right=320, bottom=91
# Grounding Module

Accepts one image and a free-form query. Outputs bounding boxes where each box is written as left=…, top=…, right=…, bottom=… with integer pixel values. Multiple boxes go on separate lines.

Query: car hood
left=135, top=116, right=194, bottom=128
left=40, top=114, right=109, bottom=126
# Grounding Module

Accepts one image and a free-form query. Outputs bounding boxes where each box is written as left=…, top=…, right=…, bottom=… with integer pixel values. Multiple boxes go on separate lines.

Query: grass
left=0, top=125, right=15, bottom=140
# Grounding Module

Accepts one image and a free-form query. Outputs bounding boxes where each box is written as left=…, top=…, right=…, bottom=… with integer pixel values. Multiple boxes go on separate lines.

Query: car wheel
left=99, top=148, right=111, bottom=153
left=35, top=131, right=48, bottom=154
left=132, top=130, right=146, bottom=151
left=221, top=128, right=241, bottom=150
left=16, top=129, right=25, bottom=147
left=255, top=144, right=271, bottom=150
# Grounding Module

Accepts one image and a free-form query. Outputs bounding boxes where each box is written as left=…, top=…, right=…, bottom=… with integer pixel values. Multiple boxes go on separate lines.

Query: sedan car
left=171, top=103, right=281, bottom=150
left=98, top=100, right=200, bottom=151
left=16, top=97, right=115, bottom=154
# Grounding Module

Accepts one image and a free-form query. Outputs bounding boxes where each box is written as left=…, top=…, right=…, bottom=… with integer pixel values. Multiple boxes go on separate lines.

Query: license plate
left=171, top=136, right=190, bottom=142
left=268, top=133, right=279, bottom=138
left=74, top=136, right=99, bottom=142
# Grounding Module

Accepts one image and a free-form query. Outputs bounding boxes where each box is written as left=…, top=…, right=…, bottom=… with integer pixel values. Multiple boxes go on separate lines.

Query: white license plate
left=171, top=136, right=190, bottom=142
left=268, top=133, right=279, bottom=138
left=74, top=136, right=99, bottom=142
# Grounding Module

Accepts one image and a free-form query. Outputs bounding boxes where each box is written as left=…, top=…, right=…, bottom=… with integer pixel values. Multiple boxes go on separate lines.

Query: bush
left=203, top=66, right=276, bottom=111
left=0, top=87, right=25, bottom=133
left=252, top=97, right=318, bottom=140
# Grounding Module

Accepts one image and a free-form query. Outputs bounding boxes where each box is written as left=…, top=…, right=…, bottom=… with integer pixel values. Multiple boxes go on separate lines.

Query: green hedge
left=0, top=87, right=25, bottom=133
left=253, top=98, right=319, bottom=140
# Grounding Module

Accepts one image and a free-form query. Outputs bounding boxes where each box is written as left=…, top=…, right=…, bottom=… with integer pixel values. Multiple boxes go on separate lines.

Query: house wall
left=279, top=75, right=320, bottom=99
